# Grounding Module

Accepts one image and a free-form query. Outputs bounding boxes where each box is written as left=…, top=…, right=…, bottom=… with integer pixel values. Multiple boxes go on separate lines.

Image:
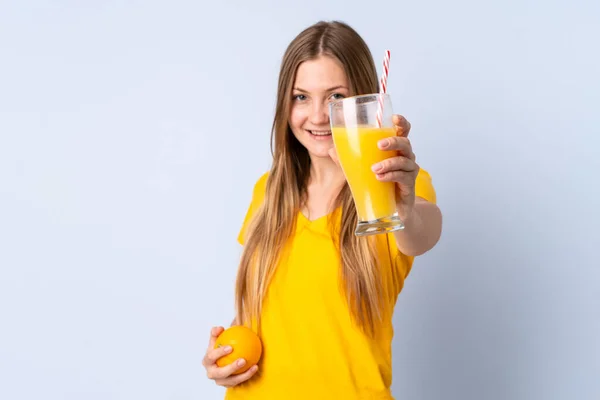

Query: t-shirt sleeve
left=414, top=167, right=437, bottom=204
left=389, top=167, right=437, bottom=280
left=237, top=173, right=269, bottom=245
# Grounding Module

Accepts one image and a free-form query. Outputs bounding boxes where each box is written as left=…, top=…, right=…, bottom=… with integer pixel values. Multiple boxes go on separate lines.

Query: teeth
left=310, top=130, right=331, bottom=136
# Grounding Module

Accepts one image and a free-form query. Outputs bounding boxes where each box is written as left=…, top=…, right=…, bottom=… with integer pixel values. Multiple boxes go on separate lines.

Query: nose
left=309, top=100, right=329, bottom=126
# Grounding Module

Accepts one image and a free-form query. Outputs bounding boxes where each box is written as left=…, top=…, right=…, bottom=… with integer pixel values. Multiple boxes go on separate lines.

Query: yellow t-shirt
left=226, top=169, right=436, bottom=400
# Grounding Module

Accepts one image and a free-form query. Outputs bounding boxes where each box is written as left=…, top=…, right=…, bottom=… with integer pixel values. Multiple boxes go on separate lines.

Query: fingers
left=372, top=156, right=418, bottom=176
left=203, top=344, right=233, bottom=367
left=207, top=357, right=248, bottom=380
left=209, top=326, right=224, bottom=346
left=203, top=326, right=259, bottom=388
left=371, top=118, right=418, bottom=185
left=393, top=114, right=411, bottom=137
left=377, top=136, right=415, bottom=161
left=215, top=365, right=259, bottom=388
left=375, top=166, right=420, bottom=185
left=202, top=327, right=225, bottom=368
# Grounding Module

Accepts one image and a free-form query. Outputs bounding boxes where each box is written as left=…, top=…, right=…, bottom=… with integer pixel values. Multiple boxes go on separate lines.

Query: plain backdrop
left=1, top=1, right=599, bottom=399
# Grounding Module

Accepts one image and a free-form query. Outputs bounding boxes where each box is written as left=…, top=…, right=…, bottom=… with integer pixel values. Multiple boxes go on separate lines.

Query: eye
left=293, top=94, right=307, bottom=101
left=330, top=93, right=345, bottom=100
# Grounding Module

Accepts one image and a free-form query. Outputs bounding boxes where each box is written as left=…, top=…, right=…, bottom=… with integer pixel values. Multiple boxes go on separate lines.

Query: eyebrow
left=293, top=85, right=348, bottom=93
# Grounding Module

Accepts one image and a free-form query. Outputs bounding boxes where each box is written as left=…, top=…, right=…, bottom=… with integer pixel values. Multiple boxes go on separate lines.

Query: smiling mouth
left=307, top=130, right=332, bottom=137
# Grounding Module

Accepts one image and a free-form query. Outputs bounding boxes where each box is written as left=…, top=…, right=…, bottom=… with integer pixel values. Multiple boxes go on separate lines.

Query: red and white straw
left=376, top=50, right=391, bottom=128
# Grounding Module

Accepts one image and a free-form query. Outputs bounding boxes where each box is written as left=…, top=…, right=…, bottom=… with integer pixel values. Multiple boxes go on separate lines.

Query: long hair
left=235, top=21, right=386, bottom=335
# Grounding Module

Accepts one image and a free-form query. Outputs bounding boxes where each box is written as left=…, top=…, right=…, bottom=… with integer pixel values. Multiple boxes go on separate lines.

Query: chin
left=308, top=149, right=334, bottom=159
left=302, top=141, right=333, bottom=159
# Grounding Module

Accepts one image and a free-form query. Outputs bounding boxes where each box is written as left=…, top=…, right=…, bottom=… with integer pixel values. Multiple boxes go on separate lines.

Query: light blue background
left=1, top=1, right=598, bottom=399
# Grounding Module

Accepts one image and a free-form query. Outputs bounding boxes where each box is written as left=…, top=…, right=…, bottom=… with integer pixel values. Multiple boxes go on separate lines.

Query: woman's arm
left=392, top=197, right=442, bottom=256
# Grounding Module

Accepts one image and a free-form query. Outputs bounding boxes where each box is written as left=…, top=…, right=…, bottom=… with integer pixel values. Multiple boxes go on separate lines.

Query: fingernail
left=223, top=346, right=232, bottom=353
left=237, top=359, right=246, bottom=367
left=378, top=139, right=389, bottom=149
left=372, top=163, right=382, bottom=172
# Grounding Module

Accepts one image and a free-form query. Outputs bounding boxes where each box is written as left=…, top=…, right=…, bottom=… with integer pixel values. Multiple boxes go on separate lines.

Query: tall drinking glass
left=329, top=93, right=404, bottom=236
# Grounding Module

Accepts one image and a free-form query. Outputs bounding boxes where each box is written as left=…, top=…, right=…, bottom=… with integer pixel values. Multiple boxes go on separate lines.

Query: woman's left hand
left=371, top=114, right=419, bottom=221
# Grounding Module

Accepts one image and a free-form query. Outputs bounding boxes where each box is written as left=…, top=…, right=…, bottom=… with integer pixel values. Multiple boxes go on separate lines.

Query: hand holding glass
left=329, top=94, right=404, bottom=236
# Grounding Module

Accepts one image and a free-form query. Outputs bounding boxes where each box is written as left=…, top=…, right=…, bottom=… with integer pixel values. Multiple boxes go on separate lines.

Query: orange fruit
left=214, top=325, right=262, bottom=375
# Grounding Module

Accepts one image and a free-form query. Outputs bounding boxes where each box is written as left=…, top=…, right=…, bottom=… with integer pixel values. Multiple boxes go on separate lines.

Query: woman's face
left=289, top=55, right=350, bottom=160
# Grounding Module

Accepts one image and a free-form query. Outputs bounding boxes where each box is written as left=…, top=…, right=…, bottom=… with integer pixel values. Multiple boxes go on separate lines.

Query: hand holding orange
left=214, top=325, right=262, bottom=375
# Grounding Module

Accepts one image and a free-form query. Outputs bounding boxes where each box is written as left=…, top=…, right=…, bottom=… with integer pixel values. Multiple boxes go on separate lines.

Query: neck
left=309, top=156, right=345, bottom=188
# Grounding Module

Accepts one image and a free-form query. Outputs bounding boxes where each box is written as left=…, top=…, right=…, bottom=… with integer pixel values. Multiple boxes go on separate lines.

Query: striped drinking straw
left=376, top=50, right=391, bottom=128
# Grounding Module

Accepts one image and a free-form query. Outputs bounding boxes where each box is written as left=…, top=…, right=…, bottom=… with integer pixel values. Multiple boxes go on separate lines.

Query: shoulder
left=415, top=167, right=437, bottom=204
left=237, top=171, right=269, bottom=245
left=417, top=167, right=432, bottom=180
left=255, top=171, right=269, bottom=190
left=249, top=171, right=269, bottom=203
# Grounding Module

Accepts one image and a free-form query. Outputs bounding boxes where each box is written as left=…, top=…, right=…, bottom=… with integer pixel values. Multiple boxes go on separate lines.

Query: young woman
left=202, top=20, right=442, bottom=399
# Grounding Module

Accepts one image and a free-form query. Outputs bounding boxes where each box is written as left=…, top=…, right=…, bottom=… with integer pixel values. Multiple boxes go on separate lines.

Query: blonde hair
left=235, top=21, right=386, bottom=335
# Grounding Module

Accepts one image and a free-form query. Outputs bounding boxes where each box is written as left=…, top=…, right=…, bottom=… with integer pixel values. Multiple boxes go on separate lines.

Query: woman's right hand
left=202, top=326, right=259, bottom=387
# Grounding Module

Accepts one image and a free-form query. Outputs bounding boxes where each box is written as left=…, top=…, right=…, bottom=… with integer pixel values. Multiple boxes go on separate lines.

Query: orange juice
left=332, top=126, right=397, bottom=221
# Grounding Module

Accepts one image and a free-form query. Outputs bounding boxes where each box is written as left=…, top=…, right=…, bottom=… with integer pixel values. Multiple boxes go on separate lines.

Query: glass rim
left=329, top=93, right=391, bottom=109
